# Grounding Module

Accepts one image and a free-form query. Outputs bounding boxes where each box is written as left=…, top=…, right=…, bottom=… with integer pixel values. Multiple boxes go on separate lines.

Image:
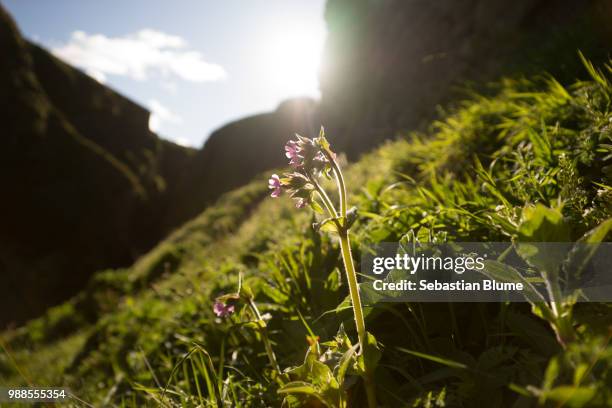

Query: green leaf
left=314, top=217, right=343, bottom=234
left=396, top=347, right=468, bottom=370
left=336, top=344, right=359, bottom=385
left=241, top=321, right=265, bottom=331
left=516, top=204, right=570, bottom=275
left=543, top=356, right=560, bottom=390
left=361, top=332, right=381, bottom=375
left=580, top=218, right=612, bottom=243
left=278, top=381, right=318, bottom=395
left=259, top=283, right=289, bottom=304
left=316, top=126, right=331, bottom=151
left=310, top=200, right=325, bottom=214
left=541, top=386, right=596, bottom=408
left=527, top=127, right=552, bottom=164
left=361, top=286, right=387, bottom=314
left=320, top=221, right=339, bottom=234
left=238, top=281, right=254, bottom=301
left=504, top=311, right=559, bottom=356
left=334, top=295, right=353, bottom=315
left=417, top=226, right=431, bottom=242
left=345, top=207, right=358, bottom=229
left=481, top=260, right=546, bottom=304
left=565, top=218, right=612, bottom=282
left=289, top=352, right=337, bottom=389
left=518, top=204, right=570, bottom=242
left=573, top=363, right=589, bottom=386
left=324, top=268, right=341, bottom=292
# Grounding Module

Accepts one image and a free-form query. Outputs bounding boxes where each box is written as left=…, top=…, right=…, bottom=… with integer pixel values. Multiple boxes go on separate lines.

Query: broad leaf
left=481, top=260, right=546, bottom=304
left=516, top=204, right=570, bottom=275
left=564, top=218, right=612, bottom=283
left=278, top=381, right=318, bottom=395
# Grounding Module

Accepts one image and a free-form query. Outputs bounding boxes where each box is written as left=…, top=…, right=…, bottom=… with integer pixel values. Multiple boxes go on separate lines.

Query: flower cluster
left=268, top=129, right=334, bottom=209
left=213, top=292, right=240, bottom=318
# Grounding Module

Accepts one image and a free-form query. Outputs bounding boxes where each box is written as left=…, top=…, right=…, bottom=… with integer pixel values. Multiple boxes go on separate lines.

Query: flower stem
left=325, top=150, right=376, bottom=407
left=247, top=299, right=281, bottom=374
left=338, top=230, right=366, bottom=354
left=325, top=153, right=347, bottom=216
left=324, top=152, right=365, bottom=346
left=544, top=273, right=575, bottom=348
left=308, top=172, right=338, bottom=219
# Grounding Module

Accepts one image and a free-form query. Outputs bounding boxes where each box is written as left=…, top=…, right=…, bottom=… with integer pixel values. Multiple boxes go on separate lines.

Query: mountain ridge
left=2, top=0, right=611, bottom=326
left=0, top=3, right=319, bottom=326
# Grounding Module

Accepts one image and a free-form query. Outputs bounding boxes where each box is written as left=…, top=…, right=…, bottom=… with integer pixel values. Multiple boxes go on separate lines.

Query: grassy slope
left=1, top=64, right=612, bottom=407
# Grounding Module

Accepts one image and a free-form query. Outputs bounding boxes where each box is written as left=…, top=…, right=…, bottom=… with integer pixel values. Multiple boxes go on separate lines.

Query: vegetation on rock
left=2, top=58, right=611, bottom=406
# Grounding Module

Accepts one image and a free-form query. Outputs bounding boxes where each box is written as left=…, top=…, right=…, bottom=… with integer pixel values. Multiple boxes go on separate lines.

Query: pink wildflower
left=213, top=300, right=235, bottom=317
left=289, top=156, right=302, bottom=168
left=268, top=174, right=282, bottom=197
left=285, top=140, right=299, bottom=159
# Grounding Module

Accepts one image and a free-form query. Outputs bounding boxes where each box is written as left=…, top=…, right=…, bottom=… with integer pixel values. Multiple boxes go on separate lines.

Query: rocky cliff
left=0, top=4, right=317, bottom=326
left=173, top=98, right=318, bottom=224
left=319, top=0, right=612, bottom=157
left=0, top=4, right=201, bottom=325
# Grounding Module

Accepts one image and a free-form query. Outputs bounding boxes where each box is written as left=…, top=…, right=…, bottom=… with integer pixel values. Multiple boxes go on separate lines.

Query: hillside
left=170, top=98, right=319, bottom=231
left=0, top=3, right=316, bottom=326
left=3, top=0, right=611, bottom=327
left=1, top=61, right=611, bottom=406
left=319, top=0, right=612, bottom=158
left=0, top=4, right=199, bottom=326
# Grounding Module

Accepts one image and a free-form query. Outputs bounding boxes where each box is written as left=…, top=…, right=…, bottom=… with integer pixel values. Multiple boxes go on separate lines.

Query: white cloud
left=160, top=81, right=178, bottom=93
left=147, top=99, right=193, bottom=147
left=148, top=99, right=182, bottom=133
left=51, top=29, right=227, bottom=83
left=85, top=68, right=107, bottom=83
left=168, top=136, right=193, bottom=147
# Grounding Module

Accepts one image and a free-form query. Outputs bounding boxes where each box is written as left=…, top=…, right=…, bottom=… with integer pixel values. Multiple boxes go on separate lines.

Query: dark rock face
left=173, top=98, right=318, bottom=224
left=319, top=0, right=612, bottom=158
left=0, top=5, right=194, bottom=326
left=0, top=4, right=317, bottom=327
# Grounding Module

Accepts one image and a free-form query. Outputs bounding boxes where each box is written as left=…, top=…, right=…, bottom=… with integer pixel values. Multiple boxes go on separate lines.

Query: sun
left=258, top=23, right=326, bottom=99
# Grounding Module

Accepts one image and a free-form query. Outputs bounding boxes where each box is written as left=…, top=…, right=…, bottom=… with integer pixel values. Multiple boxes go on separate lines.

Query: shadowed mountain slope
left=172, top=98, right=318, bottom=224
left=0, top=4, right=317, bottom=326
left=320, top=0, right=612, bottom=157
left=2, top=0, right=611, bottom=326
left=0, top=4, right=197, bottom=325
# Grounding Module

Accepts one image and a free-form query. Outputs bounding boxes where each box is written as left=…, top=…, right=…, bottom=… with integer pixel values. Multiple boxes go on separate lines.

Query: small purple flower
left=268, top=174, right=282, bottom=198
left=285, top=140, right=303, bottom=168
left=289, top=155, right=303, bottom=168
left=213, top=300, right=235, bottom=317
left=285, top=140, right=299, bottom=159
left=295, top=198, right=308, bottom=209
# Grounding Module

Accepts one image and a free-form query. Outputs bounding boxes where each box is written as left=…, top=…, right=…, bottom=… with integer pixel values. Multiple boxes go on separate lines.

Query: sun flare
left=258, top=24, right=325, bottom=99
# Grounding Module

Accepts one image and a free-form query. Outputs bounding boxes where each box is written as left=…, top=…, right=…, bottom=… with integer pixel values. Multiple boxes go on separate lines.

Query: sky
left=4, top=0, right=327, bottom=147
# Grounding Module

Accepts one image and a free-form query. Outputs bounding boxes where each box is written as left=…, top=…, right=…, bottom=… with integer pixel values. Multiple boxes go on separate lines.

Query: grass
left=1, top=59, right=611, bottom=407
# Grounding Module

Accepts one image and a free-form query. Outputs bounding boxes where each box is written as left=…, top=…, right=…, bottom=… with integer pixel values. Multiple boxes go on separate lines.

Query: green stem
left=545, top=273, right=575, bottom=347
left=324, top=150, right=376, bottom=407
left=248, top=299, right=281, bottom=374
left=325, top=152, right=347, bottom=216
left=338, top=230, right=367, bottom=354
left=324, top=151, right=365, bottom=345
left=309, top=173, right=338, bottom=219
left=339, top=227, right=376, bottom=408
